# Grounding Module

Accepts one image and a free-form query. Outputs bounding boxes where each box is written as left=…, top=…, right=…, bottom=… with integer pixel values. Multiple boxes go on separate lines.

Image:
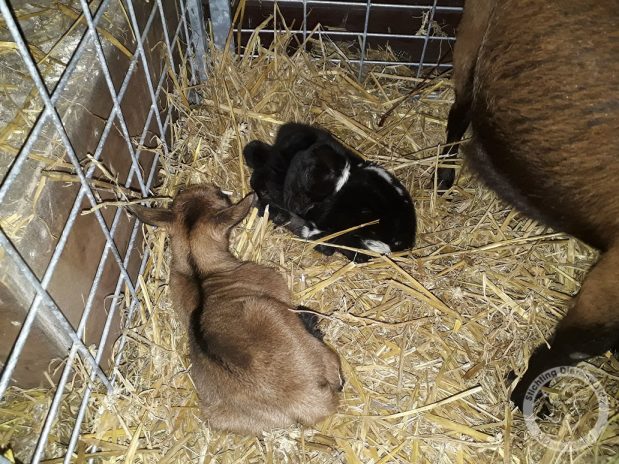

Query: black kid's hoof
left=314, top=244, right=336, bottom=256
left=297, top=307, right=324, bottom=341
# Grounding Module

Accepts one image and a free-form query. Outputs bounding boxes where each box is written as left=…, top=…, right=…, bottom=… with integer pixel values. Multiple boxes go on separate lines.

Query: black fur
left=243, top=123, right=417, bottom=262
left=296, top=306, right=324, bottom=341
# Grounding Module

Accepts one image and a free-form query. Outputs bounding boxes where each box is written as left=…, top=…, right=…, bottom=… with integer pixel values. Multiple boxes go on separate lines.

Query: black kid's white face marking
left=334, top=161, right=351, bottom=192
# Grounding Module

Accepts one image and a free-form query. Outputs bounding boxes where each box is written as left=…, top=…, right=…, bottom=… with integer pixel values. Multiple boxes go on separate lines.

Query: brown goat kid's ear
left=128, top=205, right=174, bottom=227
left=214, top=193, right=256, bottom=229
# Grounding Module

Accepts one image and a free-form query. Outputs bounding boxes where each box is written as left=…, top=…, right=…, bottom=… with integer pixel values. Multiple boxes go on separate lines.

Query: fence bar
left=235, top=0, right=462, bottom=11
left=237, top=54, right=451, bottom=68
left=416, top=0, right=439, bottom=77
left=302, top=0, right=308, bottom=45
left=180, top=0, right=194, bottom=78
left=233, top=28, right=456, bottom=41
left=65, top=53, right=177, bottom=460
left=357, top=0, right=372, bottom=80
left=123, top=0, right=171, bottom=163
left=156, top=0, right=178, bottom=77
left=78, top=0, right=148, bottom=195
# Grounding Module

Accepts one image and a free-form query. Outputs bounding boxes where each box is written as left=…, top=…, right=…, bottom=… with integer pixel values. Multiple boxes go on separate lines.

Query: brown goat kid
left=129, top=185, right=342, bottom=435
left=438, top=0, right=619, bottom=410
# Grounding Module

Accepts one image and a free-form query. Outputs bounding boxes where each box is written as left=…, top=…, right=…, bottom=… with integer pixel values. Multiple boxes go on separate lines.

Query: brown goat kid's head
left=129, top=185, right=255, bottom=272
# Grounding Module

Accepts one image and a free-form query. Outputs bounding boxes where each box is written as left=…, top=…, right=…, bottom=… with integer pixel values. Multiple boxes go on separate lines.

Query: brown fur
left=129, top=185, right=342, bottom=435
left=441, top=0, right=619, bottom=409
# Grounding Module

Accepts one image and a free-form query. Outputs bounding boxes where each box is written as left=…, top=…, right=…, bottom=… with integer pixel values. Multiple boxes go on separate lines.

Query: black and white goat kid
left=243, top=123, right=416, bottom=262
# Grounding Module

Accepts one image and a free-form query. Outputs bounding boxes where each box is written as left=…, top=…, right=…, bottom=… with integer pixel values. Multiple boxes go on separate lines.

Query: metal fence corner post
left=186, top=0, right=208, bottom=86
left=209, top=0, right=234, bottom=51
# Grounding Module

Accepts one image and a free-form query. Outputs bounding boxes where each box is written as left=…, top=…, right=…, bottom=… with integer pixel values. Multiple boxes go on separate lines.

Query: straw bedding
left=1, top=22, right=618, bottom=464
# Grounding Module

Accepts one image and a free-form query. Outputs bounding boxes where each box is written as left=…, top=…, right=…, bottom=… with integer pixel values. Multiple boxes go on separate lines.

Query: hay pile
left=2, top=19, right=617, bottom=464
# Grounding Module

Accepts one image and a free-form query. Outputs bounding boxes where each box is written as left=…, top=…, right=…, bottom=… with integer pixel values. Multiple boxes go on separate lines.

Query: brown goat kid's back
left=130, top=185, right=342, bottom=435
left=438, top=0, right=619, bottom=409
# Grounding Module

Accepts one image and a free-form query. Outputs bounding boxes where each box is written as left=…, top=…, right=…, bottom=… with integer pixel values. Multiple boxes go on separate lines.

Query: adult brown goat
left=436, top=0, right=619, bottom=410
left=129, top=185, right=342, bottom=435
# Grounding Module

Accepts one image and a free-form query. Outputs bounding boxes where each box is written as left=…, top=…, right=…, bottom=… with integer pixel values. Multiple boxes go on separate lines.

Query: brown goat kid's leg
left=511, top=245, right=619, bottom=410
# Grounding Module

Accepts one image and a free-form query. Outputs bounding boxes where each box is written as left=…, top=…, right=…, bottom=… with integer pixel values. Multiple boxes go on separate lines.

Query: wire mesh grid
left=0, top=0, right=206, bottom=461
left=225, top=0, right=462, bottom=78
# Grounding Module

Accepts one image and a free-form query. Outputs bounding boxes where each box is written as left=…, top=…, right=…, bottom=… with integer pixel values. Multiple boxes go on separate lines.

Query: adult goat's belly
left=466, top=2, right=619, bottom=250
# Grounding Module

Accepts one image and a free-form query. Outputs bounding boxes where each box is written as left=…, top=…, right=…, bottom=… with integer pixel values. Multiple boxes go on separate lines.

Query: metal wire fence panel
left=0, top=0, right=205, bottom=461
left=220, top=0, right=462, bottom=76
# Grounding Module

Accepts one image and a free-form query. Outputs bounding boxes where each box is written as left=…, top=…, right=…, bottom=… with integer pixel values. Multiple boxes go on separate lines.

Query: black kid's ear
left=243, top=141, right=272, bottom=169
left=214, top=193, right=256, bottom=229
left=128, top=205, right=174, bottom=227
